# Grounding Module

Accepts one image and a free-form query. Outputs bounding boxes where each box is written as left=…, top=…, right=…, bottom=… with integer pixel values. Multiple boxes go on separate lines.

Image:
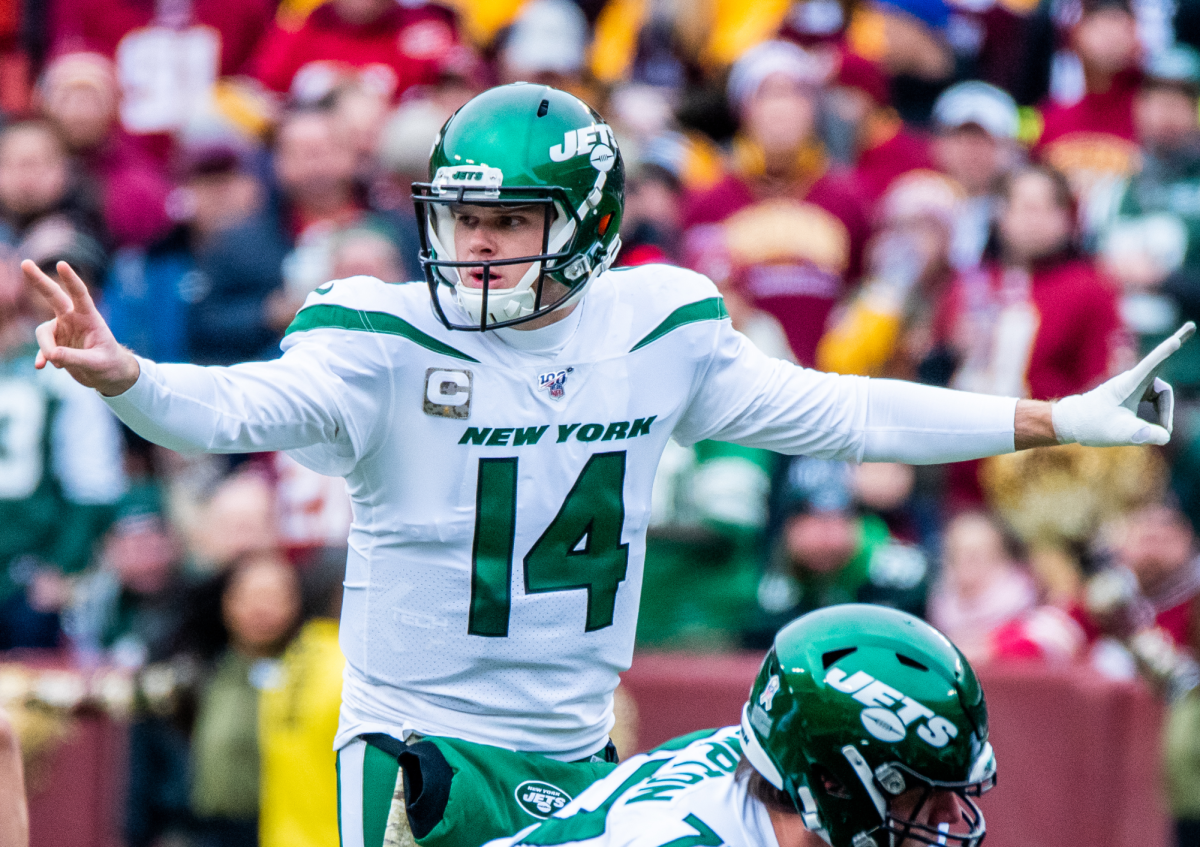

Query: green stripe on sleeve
left=286, top=303, right=480, bottom=363
left=630, top=297, right=729, bottom=352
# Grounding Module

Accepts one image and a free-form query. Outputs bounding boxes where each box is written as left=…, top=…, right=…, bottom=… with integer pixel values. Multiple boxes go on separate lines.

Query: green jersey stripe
left=286, top=304, right=480, bottom=363
left=629, top=298, right=729, bottom=352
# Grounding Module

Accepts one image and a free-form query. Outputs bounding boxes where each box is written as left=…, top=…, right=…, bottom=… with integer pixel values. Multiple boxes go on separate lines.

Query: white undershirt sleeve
left=677, top=320, right=1016, bottom=464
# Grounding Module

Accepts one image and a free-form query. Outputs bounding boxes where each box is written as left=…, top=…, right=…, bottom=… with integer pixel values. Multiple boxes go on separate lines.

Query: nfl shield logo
left=537, top=367, right=573, bottom=400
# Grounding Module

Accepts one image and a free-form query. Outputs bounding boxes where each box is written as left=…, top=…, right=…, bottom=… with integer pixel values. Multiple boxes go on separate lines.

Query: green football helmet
left=412, top=83, right=625, bottom=331
left=741, top=604, right=996, bottom=847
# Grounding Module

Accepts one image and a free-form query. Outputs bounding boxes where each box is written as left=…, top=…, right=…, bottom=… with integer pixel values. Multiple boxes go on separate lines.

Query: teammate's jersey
left=104, top=263, right=1015, bottom=758
left=486, top=726, right=775, bottom=847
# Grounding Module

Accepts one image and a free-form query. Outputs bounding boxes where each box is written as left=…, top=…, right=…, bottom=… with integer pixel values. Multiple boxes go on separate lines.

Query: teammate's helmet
left=412, top=83, right=625, bottom=331
left=741, top=605, right=996, bottom=847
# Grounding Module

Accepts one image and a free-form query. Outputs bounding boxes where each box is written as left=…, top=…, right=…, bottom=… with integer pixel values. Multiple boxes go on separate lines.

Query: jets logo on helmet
left=412, top=83, right=625, bottom=331
left=740, top=605, right=997, bottom=847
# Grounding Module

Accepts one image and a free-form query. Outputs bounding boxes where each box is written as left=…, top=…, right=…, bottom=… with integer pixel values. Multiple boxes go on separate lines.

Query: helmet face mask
left=412, top=84, right=624, bottom=332
left=740, top=605, right=997, bottom=847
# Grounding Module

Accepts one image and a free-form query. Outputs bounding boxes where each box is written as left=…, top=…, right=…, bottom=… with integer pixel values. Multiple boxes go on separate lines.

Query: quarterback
left=23, top=83, right=1192, bottom=847
left=484, top=605, right=996, bottom=847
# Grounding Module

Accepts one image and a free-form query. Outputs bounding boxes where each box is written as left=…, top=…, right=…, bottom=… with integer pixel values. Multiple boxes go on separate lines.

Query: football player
left=486, top=604, right=997, bottom=847
left=22, top=83, right=1191, bottom=847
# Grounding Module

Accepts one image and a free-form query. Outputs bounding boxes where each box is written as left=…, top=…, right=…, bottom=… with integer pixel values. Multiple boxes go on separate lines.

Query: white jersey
left=486, top=726, right=779, bottom=847
left=102, top=264, right=1016, bottom=758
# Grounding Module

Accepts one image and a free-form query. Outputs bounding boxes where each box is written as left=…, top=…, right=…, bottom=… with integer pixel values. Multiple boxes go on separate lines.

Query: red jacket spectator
left=39, top=52, right=172, bottom=248
left=251, top=0, right=457, bottom=103
left=1037, top=69, right=1141, bottom=194
left=684, top=148, right=870, bottom=366
left=683, top=40, right=871, bottom=366
left=933, top=257, right=1122, bottom=400
left=1035, top=0, right=1144, bottom=198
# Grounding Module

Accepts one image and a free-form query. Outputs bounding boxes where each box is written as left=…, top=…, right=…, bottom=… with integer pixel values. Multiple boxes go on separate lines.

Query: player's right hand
left=24, top=259, right=141, bottom=397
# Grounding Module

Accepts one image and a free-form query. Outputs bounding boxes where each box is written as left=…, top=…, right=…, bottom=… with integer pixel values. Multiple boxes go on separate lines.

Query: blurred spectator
left=51, top=0, right=274, bottom=144
left=1036, top=0, right=1143, bottom=204
left=66, top=483, right=194, bottom=847
left=0, top=706, right=27, bottom=847
left=931, top=80, right=1022, bottom=270
left=37, top=52, right=173, bottom=248
left=0, top=119, right=106, bottom=247
left=190, top=552, right=301, bottom=847
left=186, top=104, right=374, bottom=364
left=932, top=164, right=1123, bottom=399
left=187, top=472, right=279, bottom=575
left=1114, top=503, right=1200, bottom=651
left=51, top=0, right=272, bottom=149
left=927, top=510, right=1038, bottom=662
left=845, top=0, right=956, bottom=122
left=684, top=40, right=870, bottom=365
left=619, top=161, right=685, bottom=266
left=930, top=164, right=1124, bottom=506
left=67, top=484, right=188, bottom=668
left=0, top=251, right=126, bottom=650
left=1099, top=44, right=1200, bottom=393
left=329, top=225, right=405, bottom=281
left=1080, top=503, right=1199, bottom=699
left=817, top=171, right=960, bottom=378
left=640, top=438, right=776, bottom=649
left=835, top=51, right=937, bottom=204
left=372, top=98, right=446, bottom=280
left=851, top=460, right=927, bottom=544
left=497, top=0, right=593, bottom=99
left=251, top=0, right=457, bottom=105
left=258, top=548, right=345, bottom=847
left=941, top=0, right=1040, bottom=96
left=106, top=137, right=265, bottom=363
left=745, top=456, right=929, bottom=646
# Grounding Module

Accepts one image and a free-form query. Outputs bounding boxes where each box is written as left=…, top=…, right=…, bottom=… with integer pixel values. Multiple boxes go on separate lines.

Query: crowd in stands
left=0, top=0, right=1199, bottom=845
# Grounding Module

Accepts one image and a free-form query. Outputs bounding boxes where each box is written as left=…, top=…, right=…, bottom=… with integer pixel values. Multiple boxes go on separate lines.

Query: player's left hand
left=1052, top=321, right=1195, bottom=447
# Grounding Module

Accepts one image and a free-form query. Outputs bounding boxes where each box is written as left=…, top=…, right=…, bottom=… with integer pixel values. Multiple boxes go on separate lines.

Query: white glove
left=1052, top=321, right=1195, bottom=447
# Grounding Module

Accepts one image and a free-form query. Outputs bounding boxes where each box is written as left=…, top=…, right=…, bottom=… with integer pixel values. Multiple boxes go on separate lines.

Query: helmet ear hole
left=598, top=213, right=612, bottom=236
left=822, top=647, right=857, bottom=668
left=812, top=764, right=852, bottom=800
left=896, top=654, right=929, bottom=671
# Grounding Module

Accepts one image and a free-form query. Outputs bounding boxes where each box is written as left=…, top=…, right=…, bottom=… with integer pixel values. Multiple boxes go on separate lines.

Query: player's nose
left=923, top=790, right=966, bottom=826
left=464, top=226, right=496, bottom=259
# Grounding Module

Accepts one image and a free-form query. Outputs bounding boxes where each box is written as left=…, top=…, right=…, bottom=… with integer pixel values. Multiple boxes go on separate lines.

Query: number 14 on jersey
left=469, top=452, right=630, bottom=637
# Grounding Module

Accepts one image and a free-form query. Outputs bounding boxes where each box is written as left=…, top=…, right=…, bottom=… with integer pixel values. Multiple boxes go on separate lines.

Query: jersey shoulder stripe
left=285, top=302, right=479, bottom=362
left=630, top=297, right=729, bottom=352
left=599, top=263, right=730, bottom=354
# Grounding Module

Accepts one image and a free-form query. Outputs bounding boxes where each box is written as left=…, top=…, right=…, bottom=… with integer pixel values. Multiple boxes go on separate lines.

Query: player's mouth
left=463, top=266, right=510, bottom=289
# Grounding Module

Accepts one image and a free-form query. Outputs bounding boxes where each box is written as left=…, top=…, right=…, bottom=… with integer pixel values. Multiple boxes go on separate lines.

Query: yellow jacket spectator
left=259, top=552, right=347, bottom=847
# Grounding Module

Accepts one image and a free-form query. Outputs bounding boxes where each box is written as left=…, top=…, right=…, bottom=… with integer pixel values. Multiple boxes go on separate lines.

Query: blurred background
left=0, top=0, right=1199, bottom=845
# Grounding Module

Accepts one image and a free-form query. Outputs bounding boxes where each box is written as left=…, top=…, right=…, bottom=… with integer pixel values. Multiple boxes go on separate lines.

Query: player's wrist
left=97, top=350, right=141, bottom=397
left=1014, top=399, right=1059, bottom=450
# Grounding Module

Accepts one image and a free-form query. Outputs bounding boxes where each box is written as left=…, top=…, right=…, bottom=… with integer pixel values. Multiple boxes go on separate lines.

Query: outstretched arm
left=679, top=318, right=1195, bottom=463
left=27, top=261, right=364, bottom=467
